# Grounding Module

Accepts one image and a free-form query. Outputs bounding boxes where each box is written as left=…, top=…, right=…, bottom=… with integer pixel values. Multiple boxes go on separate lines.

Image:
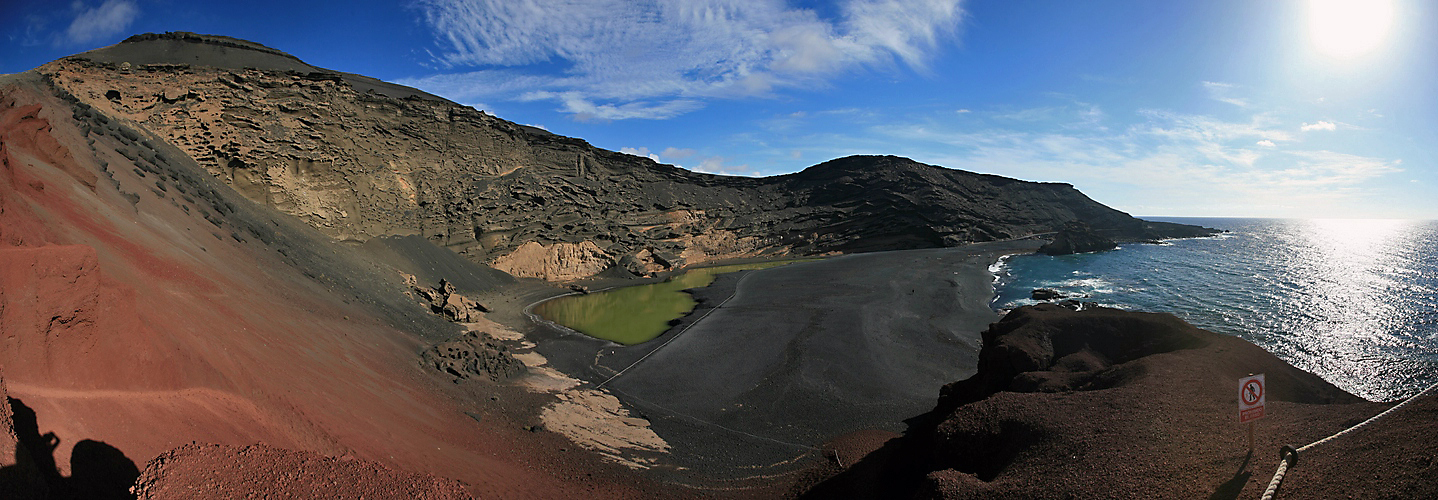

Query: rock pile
left=413, top=279, right=488, bottom=323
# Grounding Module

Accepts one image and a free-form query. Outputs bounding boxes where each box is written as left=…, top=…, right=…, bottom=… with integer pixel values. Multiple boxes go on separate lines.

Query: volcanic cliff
left=36, top=32, right=1212, bottom=282
left=0, top=32, right=1245, bottom=498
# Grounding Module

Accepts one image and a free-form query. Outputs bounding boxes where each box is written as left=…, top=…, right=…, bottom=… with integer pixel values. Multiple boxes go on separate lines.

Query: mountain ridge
left=36, top=32, right=1215, bottom=282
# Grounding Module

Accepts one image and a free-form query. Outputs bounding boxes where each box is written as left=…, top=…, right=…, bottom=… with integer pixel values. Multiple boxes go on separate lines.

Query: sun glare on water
left=1307, top=0, right=1396, bottom=59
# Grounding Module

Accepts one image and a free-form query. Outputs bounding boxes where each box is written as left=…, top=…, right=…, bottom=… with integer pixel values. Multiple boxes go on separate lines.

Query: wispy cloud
left=1301, top=120, right=1337, bottom=131
left=405, top=0, right=966, bottom=120
left=1202, top=81, right=1249, bottom=107
left=524, top=91, right=704, bottom=121
left=61, top=0, right=139, bottom=47
left=858, top=106, right=1400, bottom=217
left=620, top=147, right=662, bottom=162
left=690, top=156, right=753, bottom=176
left=660, top=147, right=696, bottom=160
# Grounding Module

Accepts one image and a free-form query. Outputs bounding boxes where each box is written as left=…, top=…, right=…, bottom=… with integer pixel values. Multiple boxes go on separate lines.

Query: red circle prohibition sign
left=1242, top=380, right=1263, bottom=405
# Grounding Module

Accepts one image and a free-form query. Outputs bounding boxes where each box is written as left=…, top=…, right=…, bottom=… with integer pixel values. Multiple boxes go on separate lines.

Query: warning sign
left=1239, top=374, right=1266, bottom=423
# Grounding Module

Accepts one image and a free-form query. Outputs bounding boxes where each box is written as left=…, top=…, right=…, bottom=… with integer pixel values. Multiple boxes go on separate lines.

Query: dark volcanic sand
left=529, top=241, right=1043, bottom=481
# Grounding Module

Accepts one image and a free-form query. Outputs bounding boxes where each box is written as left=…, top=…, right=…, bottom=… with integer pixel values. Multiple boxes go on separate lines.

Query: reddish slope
left=0, top=73, right=646, bottom=497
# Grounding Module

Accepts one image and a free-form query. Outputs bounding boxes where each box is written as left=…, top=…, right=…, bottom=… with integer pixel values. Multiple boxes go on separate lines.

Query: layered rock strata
left=38, top=32, right=1216, bottom=281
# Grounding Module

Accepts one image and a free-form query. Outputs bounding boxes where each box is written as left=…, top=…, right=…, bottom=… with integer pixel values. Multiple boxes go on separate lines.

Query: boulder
left=412, top=279, right=489, bottom=323
left=1030, top=288, right=1065, bottom=300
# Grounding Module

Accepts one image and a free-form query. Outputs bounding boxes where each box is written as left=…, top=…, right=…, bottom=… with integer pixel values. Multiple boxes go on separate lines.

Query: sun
left=1307, top=0, right=1396, bottom=59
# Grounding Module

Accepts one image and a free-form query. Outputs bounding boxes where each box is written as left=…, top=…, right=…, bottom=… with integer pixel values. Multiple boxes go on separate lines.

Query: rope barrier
left=1258, top=380, right=1438, bottom=499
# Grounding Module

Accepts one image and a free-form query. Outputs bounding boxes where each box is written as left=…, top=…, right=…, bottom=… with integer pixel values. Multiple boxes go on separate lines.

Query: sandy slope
left=0, top=71, right=659, bottom=498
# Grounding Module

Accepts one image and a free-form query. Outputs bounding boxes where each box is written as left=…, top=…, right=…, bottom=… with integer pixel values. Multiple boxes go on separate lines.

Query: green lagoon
left=534, top=260, right=811, bottom=345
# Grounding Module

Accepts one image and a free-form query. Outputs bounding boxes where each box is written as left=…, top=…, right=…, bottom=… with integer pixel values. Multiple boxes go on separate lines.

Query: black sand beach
left=526, top=241, right=1043, bottom=479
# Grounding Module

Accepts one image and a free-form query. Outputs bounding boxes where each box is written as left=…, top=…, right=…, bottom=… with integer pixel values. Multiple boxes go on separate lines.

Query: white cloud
left=860, top=108, right=1401, bottom=217
left=689, top=156, right=753, bottom=176
left=62, top=0, right=138, bottom=46
left=1202, top=81, right=1248, bottom=107
left=660, top=147, right=696, bottom=160
left=956, top=108, right=971, bottom=113
left=1138, top=110, right=1294, bottom=143
left=1302, top=120, right=1337, bottom=131
left=619, top=147, right=662, bottom=162
left=408, top=0, right=966, bottom=119
left=521, top=91, right=704, bottom=121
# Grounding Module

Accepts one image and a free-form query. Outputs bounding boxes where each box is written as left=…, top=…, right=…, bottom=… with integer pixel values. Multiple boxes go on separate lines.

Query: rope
left=1259, top=380, right=1438, bottom=499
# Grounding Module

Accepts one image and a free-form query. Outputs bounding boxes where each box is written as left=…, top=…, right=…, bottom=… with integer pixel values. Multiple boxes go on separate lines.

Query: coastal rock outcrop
left=1029, top=288, right=1064, bottom=300
left=1037, top=221, right=1117, bottom=255
left=804, top=304, right=1412, bottom=499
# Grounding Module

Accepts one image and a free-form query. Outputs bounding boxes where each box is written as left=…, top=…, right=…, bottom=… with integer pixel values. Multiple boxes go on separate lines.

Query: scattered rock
left=1030, top=288, right=1065, bottom=300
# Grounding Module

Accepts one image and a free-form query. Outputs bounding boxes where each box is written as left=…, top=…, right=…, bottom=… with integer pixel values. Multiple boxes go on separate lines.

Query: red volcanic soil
left=130, top=443, right=470, bottom=499
left=0, top=74, right=657, bottom=497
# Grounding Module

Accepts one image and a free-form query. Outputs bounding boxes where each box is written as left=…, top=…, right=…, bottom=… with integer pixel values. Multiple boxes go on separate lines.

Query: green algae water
left=534, top=260, right=812, bottom=345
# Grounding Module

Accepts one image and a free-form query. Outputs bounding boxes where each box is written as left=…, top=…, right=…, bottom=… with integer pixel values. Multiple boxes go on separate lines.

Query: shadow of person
left=8, top=398, right=61, bottom=486
left=70, top=439, right=141, bottom=500
left=5, top=397, right=139, bottom=499
left=1208, top=450, right=1254, bottom=500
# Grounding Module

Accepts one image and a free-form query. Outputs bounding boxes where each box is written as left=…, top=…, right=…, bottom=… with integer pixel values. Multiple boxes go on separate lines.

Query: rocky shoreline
left=803, top=303, right=1437, bottom=499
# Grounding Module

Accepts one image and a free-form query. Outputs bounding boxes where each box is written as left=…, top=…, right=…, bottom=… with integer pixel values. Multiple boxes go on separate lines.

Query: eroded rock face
left=421, top=331, right=525, bottom=383
left=36, top=33, right=1215, bottom=282
left=490, top=241, right=613, bottom=281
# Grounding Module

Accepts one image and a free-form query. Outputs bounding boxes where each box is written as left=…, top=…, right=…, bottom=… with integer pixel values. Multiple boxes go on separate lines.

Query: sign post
left=1239, top=373, right=1266, bottom=453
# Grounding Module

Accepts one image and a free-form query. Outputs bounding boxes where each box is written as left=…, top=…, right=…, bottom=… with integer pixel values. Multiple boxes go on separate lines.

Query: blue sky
left=4, top=0, right=1436, bottom=218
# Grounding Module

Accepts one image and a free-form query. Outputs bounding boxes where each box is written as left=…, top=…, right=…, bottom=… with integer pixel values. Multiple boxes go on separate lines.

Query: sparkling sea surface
left=992, top=217, right=1438, bottom=402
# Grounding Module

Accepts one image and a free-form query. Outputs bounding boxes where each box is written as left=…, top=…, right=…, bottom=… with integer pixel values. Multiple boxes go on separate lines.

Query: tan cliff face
left=37, top=58, right=783, bottom=281
left=33, top=33, right=1211, bottom=282
left=39, top=59, right=543, bottom=243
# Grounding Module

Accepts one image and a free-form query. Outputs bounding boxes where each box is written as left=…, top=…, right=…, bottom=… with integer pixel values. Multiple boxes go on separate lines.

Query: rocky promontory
left=1037, top=221, right=1117, bottom=255
left=806, top=304, right=1437, bottom=499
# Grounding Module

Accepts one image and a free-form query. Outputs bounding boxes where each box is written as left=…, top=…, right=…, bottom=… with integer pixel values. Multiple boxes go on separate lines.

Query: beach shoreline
left=488, top=240, right=1045, bottom=486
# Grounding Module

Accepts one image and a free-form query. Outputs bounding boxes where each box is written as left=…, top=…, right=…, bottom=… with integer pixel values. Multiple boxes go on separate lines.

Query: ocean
left=991, top=217, right=1438, bottom=402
